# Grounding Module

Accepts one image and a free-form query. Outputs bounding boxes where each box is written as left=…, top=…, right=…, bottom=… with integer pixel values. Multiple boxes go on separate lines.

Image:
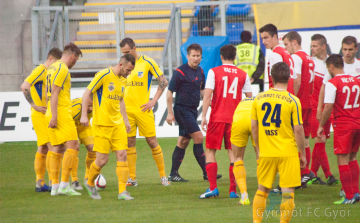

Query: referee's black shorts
left=174, top=105, right=200, bottom=138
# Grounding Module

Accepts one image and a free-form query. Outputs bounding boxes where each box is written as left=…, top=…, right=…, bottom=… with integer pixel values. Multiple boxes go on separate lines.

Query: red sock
left=317, top=143, right=332, bottom=178
left=339, top=165, right=354, bottom=200
left=305, top=147, right=311, bottom=168
left=206, top=162, right=218, bottom=191
left=300, top=152, right=310, bottom=175
left=349, top=160, right=360, bottom=194
left=311, top=143, right=321, bottom=176
left=229, top=164, right=236, bottom=193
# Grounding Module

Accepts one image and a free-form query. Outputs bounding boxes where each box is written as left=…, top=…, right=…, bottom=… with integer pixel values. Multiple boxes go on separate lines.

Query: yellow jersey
left=45, top=60, right=72, bottom=118
left=233, top=97, right=255, bottom=122
left=87, top=67, right=127, bottom=126
left=25, top=64, right=47, bottom=117
left=251, top=88, right=303, bottom=157
left=71, top=98, right=93, bottom=124
left=124, top=55, right=163, bottom=113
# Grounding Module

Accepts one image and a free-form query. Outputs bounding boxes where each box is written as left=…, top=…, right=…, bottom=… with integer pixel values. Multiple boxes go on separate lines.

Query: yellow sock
left=253, top=190, right=268, bottom=223
left=34, top=152, right=46, bottom=186
left=116, top=161, right=129, bottom=194
left=46, top=151, right=52, bottom=184
left=50, top=152, right=63, bottom=185
left=280, top=193, right=295, bottom=223
left=85, top=152, right=96, bottom=180
left=126, top=147, right=137, bottom=180
left=88, top=162, right=102, bottom=187
left=61, top=149, right=79, bottom=183
left=233, top=160, right=247, bottom=195
left=71, top=156, right=79, bottom=182
left=151, top=145, right=166, bottom=178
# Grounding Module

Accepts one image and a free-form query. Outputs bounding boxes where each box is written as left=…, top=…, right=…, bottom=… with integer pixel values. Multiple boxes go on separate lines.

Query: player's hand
left=317, top=126, right=324, bottom=138
left=166, top=113, right=175, bottom=126
left=33, top=105, right=47, bottom=114
left=125, top=120, right=131, bottom=133
left=250, top=78, right=254, bottom=84
left=316, top=110, right=322, bottom=122
left=140, top=99, right=156, bottom=112
left=201, top=118, right=208, bottom=132
left=80, top=116, right=89, bottom=127
left=48, top=117, right=57, bottom=128
left=299, top=153, right=307, bottom=169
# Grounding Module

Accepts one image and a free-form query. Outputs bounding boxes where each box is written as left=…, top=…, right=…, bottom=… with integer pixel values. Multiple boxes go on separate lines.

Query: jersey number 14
left=222, top=76, right=238, bottom=99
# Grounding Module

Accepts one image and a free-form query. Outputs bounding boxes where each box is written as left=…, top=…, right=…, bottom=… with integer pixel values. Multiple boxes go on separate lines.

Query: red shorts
left=205, top=122, right=232, bottom=150
left=333, top=127, right=360, bottom=155
left=310, top=108, right=331, bottom=139
left=302, top=108, right=312, bottom=138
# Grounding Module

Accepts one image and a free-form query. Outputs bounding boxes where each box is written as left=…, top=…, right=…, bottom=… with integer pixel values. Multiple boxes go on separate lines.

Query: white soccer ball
left=95, top=174, right=106, bottom=190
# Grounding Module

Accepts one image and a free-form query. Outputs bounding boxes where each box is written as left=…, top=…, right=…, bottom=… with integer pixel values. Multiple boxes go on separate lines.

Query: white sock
left=241, top=192, right=248, bottom=200
left=59, top=181, right=69, bottom=189
left=52, top=183, right=59, bottom=191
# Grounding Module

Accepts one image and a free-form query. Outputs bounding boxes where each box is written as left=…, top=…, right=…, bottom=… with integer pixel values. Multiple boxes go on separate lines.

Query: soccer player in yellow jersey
left=120, top=38, right=170, bottom=186
left=81, top=54, right=135, bottom=200
left=70, top=97, right=96, bottom=190
left=45, top=43, right=83, bottom=196
left=251, top=62, right=306, bottom=223
left=20, top=48, right=62, bottom=192
left=231, top=97, right=258, bottom=205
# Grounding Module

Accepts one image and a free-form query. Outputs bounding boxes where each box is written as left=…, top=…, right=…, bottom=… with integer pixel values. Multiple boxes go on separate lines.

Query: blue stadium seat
left=191, top=24, right=199, bottom=36
left=226, top=3, right=251, bottom=16
left=252, top=26, right=257, bottom=43
left=226, top=23, right=244, bottom=45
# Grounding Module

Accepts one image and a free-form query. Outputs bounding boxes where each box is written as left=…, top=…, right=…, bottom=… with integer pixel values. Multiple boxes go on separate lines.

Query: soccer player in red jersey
left=200, top=44, right=252, bottom=198
left=283, top=31, right=318, bottom=186
left=259, top=24, right=295, bottom=94
left=318, top=54, right=360, bottom=204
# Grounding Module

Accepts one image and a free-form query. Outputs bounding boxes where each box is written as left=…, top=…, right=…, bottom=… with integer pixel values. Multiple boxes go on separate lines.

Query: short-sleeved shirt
left=311, top=56, right=329, bottom=109
left=25, top=64, right=47, bottom=117
left=323, top=59, right=360, bottom=84
left=233, top=97, right=255, bottom=123
left=168, top=63, right=205, bottom=109
left=71, top=98, right=93, bottom=124
left=45, top=60, right=72, bottom=118
left=324, top=74, right=360, bottom=127
left=252, top=88, right=303, bottom=157
left=87, top=67, right=127, bottom=126
left=205, top=64, right=252, bottom=123
left=124, top=55, right=163, bottom=113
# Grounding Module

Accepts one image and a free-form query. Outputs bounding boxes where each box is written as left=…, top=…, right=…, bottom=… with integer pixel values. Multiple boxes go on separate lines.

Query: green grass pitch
left=0, top=136, right=359, bottom=222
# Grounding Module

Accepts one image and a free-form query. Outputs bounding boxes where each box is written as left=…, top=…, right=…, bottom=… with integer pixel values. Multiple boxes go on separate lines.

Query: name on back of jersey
left=265, top=130, right=278, bottom=136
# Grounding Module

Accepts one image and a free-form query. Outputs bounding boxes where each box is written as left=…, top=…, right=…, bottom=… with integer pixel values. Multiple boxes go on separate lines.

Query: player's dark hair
left=187, top=43, right=202, bottom=55
left=311, top=34, right=327, bottom=46
left=121, top=54, right=136, bottom=66
left=120, top=37, right=136, bottom=49
left=259, top=24, right=278, bottom=38
left=241, top=30, right=252, bottom=43
left=220, top=44, right=236, bottom=61
left=325, top=54, right=344, bottom=69
left=283, top=31, right=302, bottom=46
left=47, top=48, right=62, bottom=60
left=63, top=43, right=82, bottom=57
left=342, top=36, right=358, bottom=48
left=271, top=62, right=290, bottom=84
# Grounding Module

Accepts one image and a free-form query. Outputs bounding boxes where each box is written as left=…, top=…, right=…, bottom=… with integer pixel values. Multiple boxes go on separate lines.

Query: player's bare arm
left=294, top=73, right=301, bottom=95
left=48, top=85, right=61, bottom=128
left=166, top=90, right=175, bottom=126
left=201, top=88, right=213, bottom=132
left=244, top=92, right=253, bottom=98
left=200, top=89, right=205, bottom=99
left=317, top=84, right=325, bottom=121
left=317, top=103, right=333, bottom=138
left=251, top=119, right=259, bottom=160
left=141, top=75, right=169, bottom=112
left=294, top=124, right=306, bottom=169
left=80, top=88, right=92, bottom=127
left=120, top=97, right=131, bottom=133
left=20, top=81, right=47, bottom=114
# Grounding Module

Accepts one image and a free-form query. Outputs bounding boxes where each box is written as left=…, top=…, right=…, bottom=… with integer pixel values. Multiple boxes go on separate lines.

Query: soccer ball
left=95, top=174, right=106, bottom=190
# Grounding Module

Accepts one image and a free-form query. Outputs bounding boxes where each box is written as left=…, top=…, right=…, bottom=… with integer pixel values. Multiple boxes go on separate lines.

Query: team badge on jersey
left=108, top=82, right=115, bottom=92
left=138, top=72, right=144, bottom=78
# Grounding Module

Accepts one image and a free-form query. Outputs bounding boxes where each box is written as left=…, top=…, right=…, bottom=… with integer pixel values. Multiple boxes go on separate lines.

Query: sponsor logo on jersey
left=107, top=94, right=121, bottom=100
left=108, top=82, right=115, bottom=92
left=127, top=81, right=144, bottom=86
left=138, top=72, right=144, bottom=78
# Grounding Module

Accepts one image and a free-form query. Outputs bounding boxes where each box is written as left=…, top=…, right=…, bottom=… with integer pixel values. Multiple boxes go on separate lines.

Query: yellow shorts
left=76, top=123, right=93, bottom=146
left=257, top=156, right=301, bottom=189
left=46, top=114, right=78, bottom=146
left=92, top=124, right=128, bottom=154
left=230, top=111, right=254, bottom=148
left=127, top=111, right=156, bottom=137
left=31, top=115, right=50, bottom=146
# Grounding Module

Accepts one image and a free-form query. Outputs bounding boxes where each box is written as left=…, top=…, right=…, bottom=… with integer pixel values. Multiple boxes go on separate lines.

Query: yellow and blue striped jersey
left=124, top=55, right=163, bottom=113
left=71, top=98, right=93, bottom=123
left=25, top=64, right=47, bottom=117
left=87, top=67, right=127, bottom=126
left=251, top=89, right=303, bottom=157
left=45, top=60, right=72, bottom=118
left=233, top=97, right=254, bottom=123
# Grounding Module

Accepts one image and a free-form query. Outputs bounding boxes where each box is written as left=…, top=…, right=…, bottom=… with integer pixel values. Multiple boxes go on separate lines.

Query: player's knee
left=37, top=145, right=48, bottom=154
left=85, top=144, right=94, bottom=152
left=193, top=132, right=203, bottom=144
left=146, top=137, right=158, bottom=148
left=116, top=150, right=127, bottom=162
left=96, top=155, right=109, bottom=167
left=127, top=137, right=136, bottom=147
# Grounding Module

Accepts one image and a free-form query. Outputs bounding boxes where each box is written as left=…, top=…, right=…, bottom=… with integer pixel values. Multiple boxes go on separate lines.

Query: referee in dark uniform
left=166, top=43, right=221, bottom=182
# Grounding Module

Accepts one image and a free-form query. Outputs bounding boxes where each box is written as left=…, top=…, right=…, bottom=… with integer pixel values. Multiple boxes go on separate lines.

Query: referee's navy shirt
left=168, top=63, right=205, bottom=109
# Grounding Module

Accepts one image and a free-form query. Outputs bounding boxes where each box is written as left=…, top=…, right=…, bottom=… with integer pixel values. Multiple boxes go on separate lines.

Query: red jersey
left=292, top=51, right=314, bottom=109
left=325, top=74, right=360, bottom=127
left=311, top=57, right=328, bottom=109
left=268, top=45, right=295, bottom=94
left=205, top=64, right=252, bottom=123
